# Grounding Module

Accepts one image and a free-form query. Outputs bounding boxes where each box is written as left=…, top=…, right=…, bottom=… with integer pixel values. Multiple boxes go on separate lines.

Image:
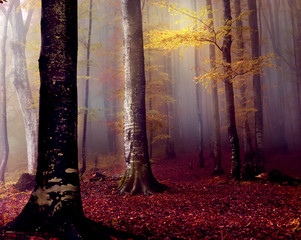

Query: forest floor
left=0, top=152, right=301, bottom=239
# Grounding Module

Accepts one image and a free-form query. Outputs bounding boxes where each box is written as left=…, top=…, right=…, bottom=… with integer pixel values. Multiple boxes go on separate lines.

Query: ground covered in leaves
left=1, top=153, right=301, bottom=239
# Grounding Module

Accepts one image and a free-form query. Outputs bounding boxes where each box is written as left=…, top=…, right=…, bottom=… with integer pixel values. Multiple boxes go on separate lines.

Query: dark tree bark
left=10, top=0, right=38, bottom=175
left=234, top=0, right=255, bottom=180
left=222, top=0, right=241, bottom=180
left=0, top=2, right=13, bottom=184
left=80, top=0, right=93, bottom=175
left=248, top=0, right=265, bottom=173
left=117, top=0, right=166, bottom=195
left=206, top=0, right=224, bottom=175
left=3, top=1, right=110, bottom=239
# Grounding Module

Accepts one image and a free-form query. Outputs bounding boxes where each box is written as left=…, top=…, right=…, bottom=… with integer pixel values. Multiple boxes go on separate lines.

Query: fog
left=1, top=0, right=300, bottom=180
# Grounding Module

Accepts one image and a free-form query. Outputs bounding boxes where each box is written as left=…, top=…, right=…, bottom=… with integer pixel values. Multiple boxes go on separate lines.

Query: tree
left=193, top=0, right=205, bottom=168
left=288, top=0, right=301, bottom=141
left=248, top=0, right=265, bottom=173
left=0, top=1, right=13, bottom=184
left=147, top=0, right=275, bottom=179
left=117, top=0, right=166, bottom=195
left=206, top=0, right=223, bottom=175
left=9, top=0, right=38, bottom=175
left=3, top=1, right=110, bottom=238
left=222, top=0, right=241, bottom=180
left=80, top=0, right=93, bottom=175
left=234, top=0, right=255, bottom=179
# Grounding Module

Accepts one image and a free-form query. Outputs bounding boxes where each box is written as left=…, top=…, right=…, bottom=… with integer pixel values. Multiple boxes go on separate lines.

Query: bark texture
left=222, top=0, right=241, bottom=180
left=3, top=1, right=109, bottom=238
left=10, top=0, right=38, bottom=175
left=117, top=0, right=166, bottom=195
left=248, top=0, right=265, bottom=173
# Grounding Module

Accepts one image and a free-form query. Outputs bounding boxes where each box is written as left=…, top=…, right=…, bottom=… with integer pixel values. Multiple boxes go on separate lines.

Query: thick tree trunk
left=117, top=0, right=166, bottom=195
left=206, top=0, right=224, bottom=175
left=248, top=0, right=265, bottom=173
left=222, top=0, right=241, bottom=180
left=3, top=1, right=109, bottom=239
left=0, top=3, right=13, bottom=184
left=80, top=0, right=93, bottom=175
left=234, top=0, right=255, bottom=180
left=10, top=0, right=38, bottom=175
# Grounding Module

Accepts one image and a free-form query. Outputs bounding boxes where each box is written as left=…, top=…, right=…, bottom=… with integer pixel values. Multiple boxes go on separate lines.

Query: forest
left=0, top=0, right=301, bottom=239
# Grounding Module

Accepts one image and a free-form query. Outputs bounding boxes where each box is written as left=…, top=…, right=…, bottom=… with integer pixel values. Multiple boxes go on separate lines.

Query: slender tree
left=193, top=0, right=205, bottom=168
left=10, top=0, right=38, bottom=175
left=80, top=0, right=93, bottom=175
left=234, top=0, right=255, bottom=179
left=248, top=0, right=265, bottom=173
left=222, top=0, right=241, bottom=180
left=117, top=0, right=166, bottom=195
left=288, top=0, right=301, bottom=141
left=0, top=1, right=13, bottom=184
left=164, top=0, right=176, bottom=159
left=206, top=0, right=223, bottom=175
left=3, top=1, right=110, bottom=238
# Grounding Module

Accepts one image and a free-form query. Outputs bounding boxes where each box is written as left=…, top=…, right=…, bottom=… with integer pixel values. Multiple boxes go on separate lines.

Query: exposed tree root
left=116, top=172, right=168, bottom=195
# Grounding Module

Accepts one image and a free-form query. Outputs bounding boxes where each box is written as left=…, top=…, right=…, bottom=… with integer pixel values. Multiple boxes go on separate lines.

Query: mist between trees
left=1, top=0, right=301, bottom=182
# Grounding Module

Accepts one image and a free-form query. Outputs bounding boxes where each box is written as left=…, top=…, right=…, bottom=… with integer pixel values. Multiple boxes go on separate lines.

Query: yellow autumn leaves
left=145, top=0, right=276, bottom=89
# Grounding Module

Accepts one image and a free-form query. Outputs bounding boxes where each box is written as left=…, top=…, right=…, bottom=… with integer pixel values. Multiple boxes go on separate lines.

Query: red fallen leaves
left=80, top=178, right=301, bottom=239
left=0, top=184, right=30, bottom=227
left=1, top=155, right=301, bottom=239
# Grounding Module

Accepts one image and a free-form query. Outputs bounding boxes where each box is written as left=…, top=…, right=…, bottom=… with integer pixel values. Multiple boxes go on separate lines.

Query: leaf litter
left=0, top=153, right=301, bottom=239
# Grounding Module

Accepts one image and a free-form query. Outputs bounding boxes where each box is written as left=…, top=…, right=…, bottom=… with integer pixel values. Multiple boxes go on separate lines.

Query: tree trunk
left=164, top=0, right=176, bottom=159
left=0, top=3, right=13, bottom=184
left=234, top=0, right=255, bottom=180
left=10, top=0, right=38, bottom=175
left=248, top=0, right=265, bottom=173
left=194, top=0, right=205, bottom=168
left=117, top=0, right=166, bottom=195
left=222, top=0, right=241, bottom=180
left=80, top=0, right=93, bottom=175
left=262, top=0, right=290, bottom=154
left=206, top=0, right=224, bottom=175
left=164, top=53, right=176, bottom=159
left=4, top=1, right=110, bottom=238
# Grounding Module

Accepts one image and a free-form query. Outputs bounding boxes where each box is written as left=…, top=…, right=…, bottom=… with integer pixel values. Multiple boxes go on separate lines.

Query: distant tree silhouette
left=0, top=1, right=13, bottom=184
